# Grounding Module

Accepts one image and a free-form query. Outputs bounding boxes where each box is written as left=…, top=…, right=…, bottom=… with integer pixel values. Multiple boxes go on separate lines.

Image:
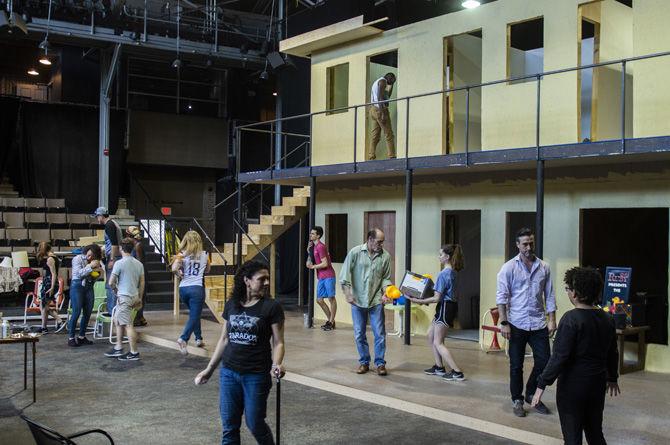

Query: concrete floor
left=140, top=309, right=670, bottom=445
left=2, top=308, right=669, bottom=444
left=1, top=333, right=518, bottom=445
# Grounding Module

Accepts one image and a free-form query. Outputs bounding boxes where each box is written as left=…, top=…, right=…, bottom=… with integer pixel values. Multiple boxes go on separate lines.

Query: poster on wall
left=602, top=266, right=633, bottom=306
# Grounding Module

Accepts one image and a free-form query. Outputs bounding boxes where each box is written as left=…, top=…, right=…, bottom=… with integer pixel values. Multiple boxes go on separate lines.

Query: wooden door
left=364, top=211, right=396, bottom=282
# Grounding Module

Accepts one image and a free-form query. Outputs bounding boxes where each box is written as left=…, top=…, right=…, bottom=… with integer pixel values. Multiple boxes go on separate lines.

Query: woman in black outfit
left=532, top=267, right=621, bottom=445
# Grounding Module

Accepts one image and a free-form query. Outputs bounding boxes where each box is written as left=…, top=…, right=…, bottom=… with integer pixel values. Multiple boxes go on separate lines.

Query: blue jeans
left=68, top=279, right=95, bottom=338
left=219, top=366, right=274, bottom=445
left=179, top=285, right=205, bottom=342
left=351, top=304, right=386, bottom=367
left=508, top=324, right=550, bottom=402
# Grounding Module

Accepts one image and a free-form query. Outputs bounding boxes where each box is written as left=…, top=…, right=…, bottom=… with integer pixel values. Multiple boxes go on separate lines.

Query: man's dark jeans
left=508, top=323, right=550, bottom=402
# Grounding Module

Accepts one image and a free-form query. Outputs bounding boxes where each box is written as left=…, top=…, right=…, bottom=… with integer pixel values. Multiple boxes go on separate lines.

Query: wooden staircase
left=203, top=186, right=311, bottom=322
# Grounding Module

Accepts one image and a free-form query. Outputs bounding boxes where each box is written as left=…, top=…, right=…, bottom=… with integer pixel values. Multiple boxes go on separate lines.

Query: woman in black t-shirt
left=195, top=260, right=285, bottom=445
left=532, top=267, right=620, bottom=445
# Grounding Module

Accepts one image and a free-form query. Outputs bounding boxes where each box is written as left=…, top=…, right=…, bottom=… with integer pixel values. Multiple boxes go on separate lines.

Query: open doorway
left=579, top=4, right=600, bottom=142
left=443, top=31, right=482, bottom=154
left=581, top=208, right=669, bottom=345
left=442, top=210, right=481, bottom=340
left=366, top=51, right=398, bottom=160
left=364, top=211, right=396, bottom=281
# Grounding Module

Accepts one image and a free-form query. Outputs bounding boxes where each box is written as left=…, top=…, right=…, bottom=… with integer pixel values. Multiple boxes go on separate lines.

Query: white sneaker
left=177, top=338, right=188, bottom=355
left=195, top=339, right=205, bottom=348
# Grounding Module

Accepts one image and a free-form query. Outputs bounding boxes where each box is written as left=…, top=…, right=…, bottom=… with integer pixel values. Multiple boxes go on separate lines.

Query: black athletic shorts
left=433, top=300, right=457, bottom=328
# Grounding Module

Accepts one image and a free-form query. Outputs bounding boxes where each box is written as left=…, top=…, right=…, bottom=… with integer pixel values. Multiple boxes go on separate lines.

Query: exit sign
left=161, top=207, right=172, bottom=216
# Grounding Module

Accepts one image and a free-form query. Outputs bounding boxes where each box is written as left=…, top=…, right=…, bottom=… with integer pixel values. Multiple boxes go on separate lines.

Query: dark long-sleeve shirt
left=537, top=308, right=619, bottom=390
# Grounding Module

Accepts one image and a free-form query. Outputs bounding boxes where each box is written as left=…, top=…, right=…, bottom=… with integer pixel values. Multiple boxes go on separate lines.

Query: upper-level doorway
left=443, top=30, right=482, bottom=154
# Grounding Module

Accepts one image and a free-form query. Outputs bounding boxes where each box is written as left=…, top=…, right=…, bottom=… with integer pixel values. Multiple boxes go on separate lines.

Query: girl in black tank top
left=36, top=242, right=62, bottom=333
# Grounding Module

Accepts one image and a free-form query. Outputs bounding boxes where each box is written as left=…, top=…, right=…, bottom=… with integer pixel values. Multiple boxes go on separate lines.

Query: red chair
left=480, top=307, right=507, bottom=355
left=24, top=277, right=66, bottom=331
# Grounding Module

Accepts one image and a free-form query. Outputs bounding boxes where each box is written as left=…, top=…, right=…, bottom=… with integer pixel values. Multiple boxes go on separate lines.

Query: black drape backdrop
left=1, top=98, right=124, bottom=213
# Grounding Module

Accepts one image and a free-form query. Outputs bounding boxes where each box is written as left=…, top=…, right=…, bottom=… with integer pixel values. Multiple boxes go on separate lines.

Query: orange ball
left=389, top=288, right=402, bottom=299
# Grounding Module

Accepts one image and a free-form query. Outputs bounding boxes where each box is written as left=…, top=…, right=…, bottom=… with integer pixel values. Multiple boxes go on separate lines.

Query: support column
left=98, top=44, right=121, bottom=209
left=236, top=181, right=243, bottom=268
left=404, top=169, right=413, bottom=344
left=307, top=176, right=316, bottom=328
left=273, top=0, right=284, bottom=206
left=535, top=161, right=544, bottom=258
left=270, top=242, right=277, bottom=297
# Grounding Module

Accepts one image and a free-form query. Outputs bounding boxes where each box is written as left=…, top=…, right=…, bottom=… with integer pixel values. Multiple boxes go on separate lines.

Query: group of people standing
left=308, top=225, right=620, bottom=444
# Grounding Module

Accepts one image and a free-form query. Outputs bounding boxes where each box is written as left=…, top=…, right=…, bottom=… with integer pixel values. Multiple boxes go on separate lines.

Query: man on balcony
left=368, top=72, right=397, bottom=160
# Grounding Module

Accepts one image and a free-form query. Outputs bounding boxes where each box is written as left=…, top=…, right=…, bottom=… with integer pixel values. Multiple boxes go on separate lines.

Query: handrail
left=235, top=48, right=670, bottom=130
left=129, top=173, right=177, bottom=232
left=214, top=140, right=310, bottom=209
left=232, top=217, right=269, bottom=262
left=137, top=218, right=169, bottom=264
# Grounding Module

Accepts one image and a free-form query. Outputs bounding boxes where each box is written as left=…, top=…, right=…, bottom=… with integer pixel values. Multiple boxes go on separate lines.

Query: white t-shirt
left=180, top=251, right=208, bottom=288
left=111, top=256, right=144, bottom=297
left=370, top=77, right=386, bottom=108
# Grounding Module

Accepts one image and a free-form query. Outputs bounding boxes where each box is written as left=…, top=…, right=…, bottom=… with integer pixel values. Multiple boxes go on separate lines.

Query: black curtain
left=4, top=101, right=124, bottom=213
left=276, top=222, right=301, bottom=296
left=0, top=97, right=21, bottom=179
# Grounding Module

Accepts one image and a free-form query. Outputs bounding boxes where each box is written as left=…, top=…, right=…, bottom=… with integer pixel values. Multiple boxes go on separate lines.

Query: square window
left=508, top=18, right=544, bottom=83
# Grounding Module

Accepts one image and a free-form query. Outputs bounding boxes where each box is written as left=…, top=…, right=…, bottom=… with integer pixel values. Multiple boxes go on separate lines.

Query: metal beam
left=307, top=176, right=316, bottom=328
left=27, top=18, right=265, bottom=66
left=404, top=169, right=413, bottom=343
left=98, top=44, right=122, bottom=208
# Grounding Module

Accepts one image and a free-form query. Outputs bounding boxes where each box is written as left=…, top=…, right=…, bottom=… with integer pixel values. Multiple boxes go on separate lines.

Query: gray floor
left=0, top=334, right=520, bottom=444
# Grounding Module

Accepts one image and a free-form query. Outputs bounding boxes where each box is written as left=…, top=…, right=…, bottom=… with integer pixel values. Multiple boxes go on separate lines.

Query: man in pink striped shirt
left=307, top=226, right=338, bottom=331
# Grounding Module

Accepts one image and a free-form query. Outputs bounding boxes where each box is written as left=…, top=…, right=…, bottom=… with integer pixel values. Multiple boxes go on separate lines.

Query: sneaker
left=513, top=399, right=527, bottom=417
left=104, top=347, right=124, bottom=358
left=177, top=338, right=188, bottom=355
left=321, top=321, right=333, bottom=331
left=442, top=370, right=465, bottom=381
left=195, top=339, right=205, bottom=348
left=77, top=337, right=93, bottom=345
left=118, top=351, right=140, bottom=361
left=424, top=365, right=447, bottom=376
left=68, top=338, right=81, bottom=347
left=525, top=397, right=551, bottom=415
left=40, top=327, right=49, bottom=334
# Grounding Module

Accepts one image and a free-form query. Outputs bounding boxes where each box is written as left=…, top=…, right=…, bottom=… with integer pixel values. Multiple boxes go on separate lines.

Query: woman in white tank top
left=172, top=230, right=211, bottom=354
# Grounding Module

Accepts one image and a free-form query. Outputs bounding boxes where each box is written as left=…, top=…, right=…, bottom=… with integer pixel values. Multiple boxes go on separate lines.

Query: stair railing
left=232, top=217, right=269, bottom=263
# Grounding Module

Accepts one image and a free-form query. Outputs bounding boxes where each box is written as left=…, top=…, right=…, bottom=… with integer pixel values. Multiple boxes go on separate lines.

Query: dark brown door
left=364, top=211, right=396, bottom=282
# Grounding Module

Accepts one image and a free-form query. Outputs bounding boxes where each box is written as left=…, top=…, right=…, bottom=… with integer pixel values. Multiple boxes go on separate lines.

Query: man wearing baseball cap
left=92, top=207, right=123, bottom=313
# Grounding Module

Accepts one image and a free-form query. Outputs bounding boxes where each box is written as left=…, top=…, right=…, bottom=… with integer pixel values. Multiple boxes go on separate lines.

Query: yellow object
left=90, top=271, right=100, bottom=279
left=423, top=274, right=433, bottom=280
left=385, top=285, right=402, bottom=299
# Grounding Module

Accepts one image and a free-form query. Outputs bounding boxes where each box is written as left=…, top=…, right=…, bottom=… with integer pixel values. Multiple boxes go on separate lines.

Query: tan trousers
left=368, top=106, right=396, bottom=160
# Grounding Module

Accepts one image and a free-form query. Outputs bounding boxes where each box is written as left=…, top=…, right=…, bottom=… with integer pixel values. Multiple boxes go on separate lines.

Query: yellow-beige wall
left=306, top=0, right=670, bottom=165
left=312, top=170, right=670, bottom=373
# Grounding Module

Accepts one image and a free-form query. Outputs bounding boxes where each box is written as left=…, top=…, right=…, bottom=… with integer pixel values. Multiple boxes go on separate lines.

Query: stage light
left=28, top=68, right=39, bottom=76
left=39, top=55, right=52, bottom=65
left=10, top=12, right=28, bottom=34
left=187, top=104, right=192, bottom=110
left=172, top=58, right=182, bottom=69
left=272, top=92, right=277, bottom=96
left=259, top=70, right=269, bottom=80
left=462, top=0, right=481, bottom=9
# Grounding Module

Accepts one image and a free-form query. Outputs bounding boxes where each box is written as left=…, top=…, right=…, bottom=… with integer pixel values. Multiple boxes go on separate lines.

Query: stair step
left=145, top=252, right=162, bottom=262
left=146, top=291, right=174, bottom=304
left=147, top=280, right=173, bottom=293
left=148, top=270, right=172, bottom=281
left=292, top=186, right=311, bottom=198
left=223, top=243, right=248, bottom=255
left=282, top=196, right=308, bottom=207
left=260, top=215, right=286, bottom=225
left=145, top=261, right=165, bottom=271
left=271, top=205, right=296, bottom=216
left=248, top=223, right=274, bottom=236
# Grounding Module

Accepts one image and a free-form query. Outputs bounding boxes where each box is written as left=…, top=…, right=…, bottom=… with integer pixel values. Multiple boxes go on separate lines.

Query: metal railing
left=234, top=48, right=670, bottom=176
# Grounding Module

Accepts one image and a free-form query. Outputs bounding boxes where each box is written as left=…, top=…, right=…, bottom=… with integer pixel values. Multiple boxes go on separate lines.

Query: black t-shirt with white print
left=222, top=297, right=284, bottom=374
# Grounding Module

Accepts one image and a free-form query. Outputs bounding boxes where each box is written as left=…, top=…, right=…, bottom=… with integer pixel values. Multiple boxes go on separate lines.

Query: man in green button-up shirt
left=340, top=228, right=393, bottom=376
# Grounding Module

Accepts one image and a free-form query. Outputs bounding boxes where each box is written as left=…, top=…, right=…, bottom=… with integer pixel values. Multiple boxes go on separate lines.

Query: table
left=0, top=335, right=39, bottom=402
left=616, top=325, right=650, bottom=375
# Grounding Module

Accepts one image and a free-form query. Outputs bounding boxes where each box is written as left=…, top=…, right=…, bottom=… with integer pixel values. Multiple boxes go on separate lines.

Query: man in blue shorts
left=307, top=226, right=338, bottom=331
